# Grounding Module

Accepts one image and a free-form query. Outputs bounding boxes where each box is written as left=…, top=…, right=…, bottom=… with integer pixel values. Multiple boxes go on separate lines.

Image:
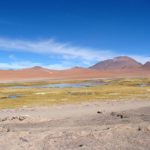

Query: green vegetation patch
left=0, top=78, right=150, bottom=109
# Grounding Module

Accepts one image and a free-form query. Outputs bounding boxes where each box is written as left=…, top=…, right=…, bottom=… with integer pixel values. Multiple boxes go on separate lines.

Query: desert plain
left=0, top=77, right=150, bottom=150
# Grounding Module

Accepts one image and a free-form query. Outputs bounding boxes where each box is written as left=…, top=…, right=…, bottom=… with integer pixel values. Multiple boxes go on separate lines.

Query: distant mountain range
left=0, top=56, right=150, bottom=82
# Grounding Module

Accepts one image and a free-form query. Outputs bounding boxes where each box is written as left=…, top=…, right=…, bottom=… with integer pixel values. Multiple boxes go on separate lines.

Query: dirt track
left=0, top=100, right=150, bottom=150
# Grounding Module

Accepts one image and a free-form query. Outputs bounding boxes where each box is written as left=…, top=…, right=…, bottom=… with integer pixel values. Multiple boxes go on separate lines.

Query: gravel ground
left=0, top=100, right=150, bottom=150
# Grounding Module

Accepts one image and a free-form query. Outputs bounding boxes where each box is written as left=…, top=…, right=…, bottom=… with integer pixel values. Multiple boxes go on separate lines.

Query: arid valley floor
left=0, top=100, right=150, bottom=150
left=1, top=0, right=150, bottom=148
left=0, top=78, right=150, bottom=150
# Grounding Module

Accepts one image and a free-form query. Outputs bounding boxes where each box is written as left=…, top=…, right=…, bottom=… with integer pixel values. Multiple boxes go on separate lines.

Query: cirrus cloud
left=0, top=37, right=150, bottom=70
left=0, top=38, right=116, bottom=62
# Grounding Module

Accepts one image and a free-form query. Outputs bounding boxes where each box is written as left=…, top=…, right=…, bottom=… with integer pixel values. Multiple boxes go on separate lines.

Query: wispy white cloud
left=0, top=60, right=72, bottom=70
left=0, top=38, right=150, bottom=70
left=0, top=61, right=41, bottom=70
left=130, top=55, right=150, bottom=64
left=0, top=38, right=116, bottom=62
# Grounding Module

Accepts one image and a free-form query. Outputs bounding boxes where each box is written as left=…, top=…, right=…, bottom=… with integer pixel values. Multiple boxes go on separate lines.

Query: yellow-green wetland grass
left=0, top=78, right=150, bottom=109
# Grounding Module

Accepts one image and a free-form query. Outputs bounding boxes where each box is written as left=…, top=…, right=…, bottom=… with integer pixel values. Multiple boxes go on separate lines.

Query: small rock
left=6, top=128, right=10, bottom=132
left=20, top=137, right=28, bottom=142
left=19, top=116, right=26, bottom=121
left=0, top=127, right=10, bottom=132
left=97, top=111, right=102, bottom=114
left=117, top=114, right=123, bottom=119
left=2, top=117, right=9, bottom=122
left=110, top=112, right=116, bottom=116
left=105, top=127, right=110, bottom=130
left=79, top=144, right=83, bottom=147
left=11, top=116, right=18, bottom=120
left=138, top=127, right=142, bottom=131
left=111, top=112, right=127, bottom=119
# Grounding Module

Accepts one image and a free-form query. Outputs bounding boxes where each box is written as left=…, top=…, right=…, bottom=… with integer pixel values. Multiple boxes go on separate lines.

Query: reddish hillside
left=89, top=56, right=142, bottom=70
left=0, top=66, right=58, bottom=82
left=142, top=62, right=150, bottom=69
left=19, top=66, right=58, bottom=74
left=1, top=57, right=150, bottom=82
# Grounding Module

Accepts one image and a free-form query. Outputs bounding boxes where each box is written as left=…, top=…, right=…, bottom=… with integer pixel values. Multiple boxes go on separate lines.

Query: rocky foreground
left=0, top=100, right=150, bottom=150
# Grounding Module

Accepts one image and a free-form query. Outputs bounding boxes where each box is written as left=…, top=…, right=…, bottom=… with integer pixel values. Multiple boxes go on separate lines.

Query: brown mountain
left=1, top=56, right=150, bottom=82
left=142, top=61, right=150, bottom=69
left=89, top=56, right=142, bottom=70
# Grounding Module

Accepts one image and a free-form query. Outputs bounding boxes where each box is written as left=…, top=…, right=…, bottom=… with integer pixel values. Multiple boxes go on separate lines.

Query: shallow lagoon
left=11, top=81, right=107, bottom=89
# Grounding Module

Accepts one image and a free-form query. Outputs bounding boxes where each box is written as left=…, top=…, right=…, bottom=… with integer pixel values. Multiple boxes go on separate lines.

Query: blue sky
left=0, top=0, right=150, bottom=69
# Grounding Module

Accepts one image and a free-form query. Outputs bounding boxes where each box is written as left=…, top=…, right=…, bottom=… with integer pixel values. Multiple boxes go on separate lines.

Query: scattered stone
left=19, top=116, right=26, bottom=121
left=97, top=111, right=102, bottom=114
left=0, top=127, right=10, bottom=132
left=1, top=117, right=9, bottom=122
left=6, top=128, right=10, bottom=132
left=11, top=116, right=18, bottom=120
left=110, top=112, right=127, bottom=119
left=138, top=127, right=141, bottom=131
left=0, top=116, right=27, bottom=122
left=19, top=137, right=28, bottom=142
left=117, top=114, right=123, bottom=119
left=110, top=112, right=116, bottom=116
left=105, top=127, right=110, bottom=130
left=79, top=144, right=83, bottom=147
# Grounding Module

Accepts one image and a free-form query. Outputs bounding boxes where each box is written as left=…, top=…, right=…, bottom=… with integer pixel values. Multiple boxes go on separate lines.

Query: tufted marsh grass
left=0, top=78, right=150, bottom=109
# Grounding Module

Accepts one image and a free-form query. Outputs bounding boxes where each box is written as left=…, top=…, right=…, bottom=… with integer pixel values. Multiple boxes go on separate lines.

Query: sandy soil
left=0, top=100, right=150, bottom=150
